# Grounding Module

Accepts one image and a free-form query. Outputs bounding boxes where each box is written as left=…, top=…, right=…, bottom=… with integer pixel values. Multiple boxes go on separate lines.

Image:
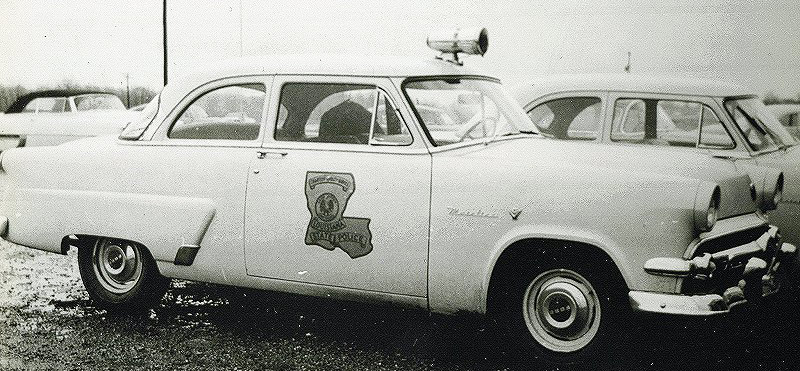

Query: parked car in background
left=0, top=90, right=138, bottom=151
left=0, top=31, right=796, bottom=367
left=514, top=74, right=799, bottom=246
left=768, top=103, right=800, bottom=140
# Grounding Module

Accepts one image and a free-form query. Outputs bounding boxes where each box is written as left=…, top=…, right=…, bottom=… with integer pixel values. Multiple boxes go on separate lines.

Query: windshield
left=119, top=95, right=160, bottom=140
left=74, top=94, right=126, bottom=111
left=403, top=78, right=536, bottom=146
left=724, top=97, right=797, bottom=151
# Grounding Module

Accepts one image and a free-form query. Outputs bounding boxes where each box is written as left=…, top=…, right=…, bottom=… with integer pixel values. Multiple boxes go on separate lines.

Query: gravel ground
left=1, top=241, right=799, bottom=371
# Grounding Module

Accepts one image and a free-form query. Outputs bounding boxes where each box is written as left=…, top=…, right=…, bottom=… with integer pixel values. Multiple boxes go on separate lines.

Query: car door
left=244, top=75, right=431, bottom=298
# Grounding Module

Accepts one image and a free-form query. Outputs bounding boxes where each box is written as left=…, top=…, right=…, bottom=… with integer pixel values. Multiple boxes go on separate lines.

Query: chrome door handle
left=256, top=150, right=288, bottom=159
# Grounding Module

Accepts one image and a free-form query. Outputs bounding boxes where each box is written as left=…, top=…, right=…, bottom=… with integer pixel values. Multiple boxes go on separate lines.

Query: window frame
left=526, top=95, right=604, bottom=141
left=522, top=91, right=608, bottom=144
left=608, top=95, right=737, bottom=150
left=149, top=76, right=272, bottom=148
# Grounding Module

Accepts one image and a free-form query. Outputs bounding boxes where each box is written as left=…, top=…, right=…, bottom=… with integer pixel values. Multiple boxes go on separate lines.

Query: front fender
left=478, top=224, right=678, bottom=314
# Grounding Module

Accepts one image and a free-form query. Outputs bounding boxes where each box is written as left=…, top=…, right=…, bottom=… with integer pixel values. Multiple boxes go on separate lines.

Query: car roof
left=512, top=73, right=753, bottom=106
left=5, top=89, right=116, bottom=113
left=155, top=54, right=490, bottom=127
left=173, top=54, right=487, bottom=87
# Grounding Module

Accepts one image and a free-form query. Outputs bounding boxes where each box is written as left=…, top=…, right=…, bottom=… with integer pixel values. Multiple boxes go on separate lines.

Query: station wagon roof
left=512, top=73, right=753, bottom=105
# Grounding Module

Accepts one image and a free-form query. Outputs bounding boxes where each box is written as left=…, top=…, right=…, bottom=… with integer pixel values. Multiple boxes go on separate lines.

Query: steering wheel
left=455, top=114, right=499, bottom=141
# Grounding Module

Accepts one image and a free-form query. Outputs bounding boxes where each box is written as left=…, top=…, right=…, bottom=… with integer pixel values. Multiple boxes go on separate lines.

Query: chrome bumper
left=633, top=226, right=797, bottom=316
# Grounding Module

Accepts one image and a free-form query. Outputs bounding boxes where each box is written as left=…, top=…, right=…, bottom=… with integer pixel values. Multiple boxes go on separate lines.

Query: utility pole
left=125, top=73, right=131, bottom=108
left=163, top=0, right=168, bottom=86
left=239, top=0, right=243, bottom=57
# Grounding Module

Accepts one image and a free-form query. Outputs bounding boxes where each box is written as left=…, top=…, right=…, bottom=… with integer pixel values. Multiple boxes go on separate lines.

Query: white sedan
left=0, top=90, right=138, bottom=151
left=0, top=30, right=796, bottom=367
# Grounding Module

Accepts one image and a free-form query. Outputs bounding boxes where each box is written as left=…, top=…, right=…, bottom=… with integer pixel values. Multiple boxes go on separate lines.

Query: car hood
left=453, top=137, right=756, bottom=218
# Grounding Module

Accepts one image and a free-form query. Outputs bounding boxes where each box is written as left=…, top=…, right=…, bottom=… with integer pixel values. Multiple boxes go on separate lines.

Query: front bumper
left=632, top=226, right=797, bottom=316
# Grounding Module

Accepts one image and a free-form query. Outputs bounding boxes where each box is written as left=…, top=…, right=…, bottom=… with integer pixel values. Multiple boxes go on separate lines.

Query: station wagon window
left=611, top=98, right=734, bottom=148
left=169, top=84, right=265, bottom=140
left=527, top=97, right=601, bottom=140
left=275, top=83, right=411, bottom=145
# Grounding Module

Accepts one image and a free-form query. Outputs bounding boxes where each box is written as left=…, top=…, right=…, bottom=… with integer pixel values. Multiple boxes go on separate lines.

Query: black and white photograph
left=1, top=1, right=799, bottom=370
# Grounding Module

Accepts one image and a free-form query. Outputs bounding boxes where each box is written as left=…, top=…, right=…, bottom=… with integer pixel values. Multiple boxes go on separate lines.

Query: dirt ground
left=1, top=241, right=799, bottom=371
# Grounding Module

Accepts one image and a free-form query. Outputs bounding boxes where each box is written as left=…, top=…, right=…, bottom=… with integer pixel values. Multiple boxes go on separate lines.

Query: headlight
left=760, top=172, right=784, bottom=212
left=694, top=182, right=720, bottom=233
left=773, top=176, right=784, bottom=206
left=706, top=196, right=719, bottom=230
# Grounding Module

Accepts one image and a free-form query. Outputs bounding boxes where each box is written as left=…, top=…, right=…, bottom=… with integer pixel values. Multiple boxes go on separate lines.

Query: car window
left=611, top=99, right=646, bottom=142
left=698, top=105, right=735, bottom=148
left=403, top=78, right=535, bottom=146
left=527, top=97, right=601, bottom=140
left=22, top=97, right=67, bottom=113
left=74, top=94, right=125, bottom=111
left=611, top=98, right=732, bottom=148
left=371, top=90, right=412, bottom=145
left=169, top=84, right=265, bottom=140
left=725, top=98, right=795, bottom=150
left=276, top=83, right=410, bottom=146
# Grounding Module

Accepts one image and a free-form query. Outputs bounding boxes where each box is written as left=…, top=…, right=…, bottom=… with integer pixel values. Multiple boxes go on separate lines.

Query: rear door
left=243, top=75, right=431, bottom=297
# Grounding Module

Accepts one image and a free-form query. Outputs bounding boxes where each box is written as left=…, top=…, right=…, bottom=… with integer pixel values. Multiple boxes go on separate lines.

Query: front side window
left=611, top=98, right=734, bottom=148
left=275, top=83, right=411, bottom=145
left=403, top=78, right=535, bottom=146
left=725, top=97, right=796, bottom=150
left=527, top=97, right=601, bottom=140
left=169, top=84, right=265, bottom=140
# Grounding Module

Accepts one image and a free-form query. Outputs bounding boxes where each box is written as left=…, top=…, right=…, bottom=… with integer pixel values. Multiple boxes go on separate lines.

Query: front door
left=244, top=76, right=431, bottom=297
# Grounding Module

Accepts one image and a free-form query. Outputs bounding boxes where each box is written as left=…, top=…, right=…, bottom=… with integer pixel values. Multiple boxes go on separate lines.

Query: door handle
left=257, top=150, right=288, bottom=159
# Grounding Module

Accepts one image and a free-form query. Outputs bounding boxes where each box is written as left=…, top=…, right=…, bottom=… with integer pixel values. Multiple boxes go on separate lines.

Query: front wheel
left=78, top=237, right=169, bottom=312
left=496, top=262, right=631, bottom=366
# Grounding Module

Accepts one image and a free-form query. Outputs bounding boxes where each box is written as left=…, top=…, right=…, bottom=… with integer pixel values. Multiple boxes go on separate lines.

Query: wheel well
left=486, top=238, right=628, bottom=314
left=60, top=234, right=100, bottom=255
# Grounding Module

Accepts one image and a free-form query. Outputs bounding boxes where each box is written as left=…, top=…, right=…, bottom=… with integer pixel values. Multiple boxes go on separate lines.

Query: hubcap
left=523, top=269, right=601, bottom=353
left=92, top=239, right=143, bottom=294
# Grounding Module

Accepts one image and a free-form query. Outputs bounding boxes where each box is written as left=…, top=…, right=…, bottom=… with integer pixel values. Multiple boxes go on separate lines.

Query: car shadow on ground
left=52, top=280, right=796, bottom=371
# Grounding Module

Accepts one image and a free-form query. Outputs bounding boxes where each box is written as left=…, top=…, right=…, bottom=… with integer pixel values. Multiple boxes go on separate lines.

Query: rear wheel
left=78, top=237, right=169, bottom=312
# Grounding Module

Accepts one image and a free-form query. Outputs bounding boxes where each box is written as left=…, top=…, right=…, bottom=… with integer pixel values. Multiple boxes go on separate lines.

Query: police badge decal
left=304, top=172, right=373, bottom=258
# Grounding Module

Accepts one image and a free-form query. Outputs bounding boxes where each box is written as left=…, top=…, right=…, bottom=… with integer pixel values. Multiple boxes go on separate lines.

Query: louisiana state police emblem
left=305, top=172, right=373, bottom=258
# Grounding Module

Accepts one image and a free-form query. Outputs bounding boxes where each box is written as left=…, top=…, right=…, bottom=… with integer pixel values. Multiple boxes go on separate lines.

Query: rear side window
left=275, top=83, right=411, bottom=145
left=169, top=84, right=266, bottom=140
left=22, top=97, right=68, bottom=113
left=526, top=97, right=601, bottom=140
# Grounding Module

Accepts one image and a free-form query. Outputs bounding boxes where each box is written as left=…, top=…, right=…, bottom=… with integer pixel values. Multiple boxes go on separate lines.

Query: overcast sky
left=1, top=0, right=799, bottom=96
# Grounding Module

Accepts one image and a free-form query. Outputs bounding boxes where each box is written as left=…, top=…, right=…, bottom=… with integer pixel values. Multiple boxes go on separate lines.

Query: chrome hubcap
left=92, top=239, right=142, bottom=294
left=523, top=269, right=601, bottom=353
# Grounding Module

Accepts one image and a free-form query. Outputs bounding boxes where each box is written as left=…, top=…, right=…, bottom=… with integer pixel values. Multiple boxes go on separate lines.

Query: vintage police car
left=0, top=30, right=796, bottom=365
left=514, top=74, right=799, bottom=248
